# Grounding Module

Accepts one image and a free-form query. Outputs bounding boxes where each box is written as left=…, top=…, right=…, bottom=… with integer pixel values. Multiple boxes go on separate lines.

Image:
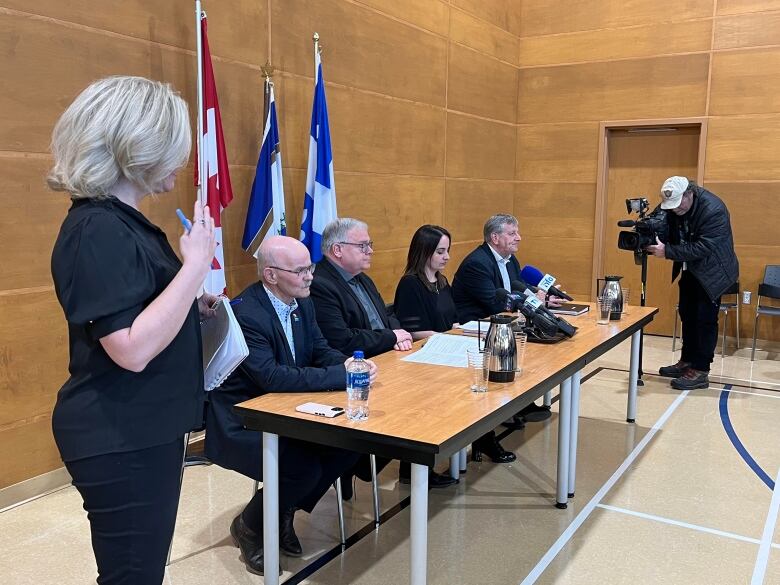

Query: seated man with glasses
left=205, top=235, right=378, bottom=575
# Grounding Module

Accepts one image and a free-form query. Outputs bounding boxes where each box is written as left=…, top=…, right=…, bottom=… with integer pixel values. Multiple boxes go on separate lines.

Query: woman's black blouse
left=50, top=198, right=203, bottom=462
left=393, top=274, right=457, bottom=333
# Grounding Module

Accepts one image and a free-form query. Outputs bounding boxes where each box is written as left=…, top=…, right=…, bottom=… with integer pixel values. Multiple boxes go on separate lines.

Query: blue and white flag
left=242, top=79, right=286, bottom=255
left=299, top=46, right=337, bottom=263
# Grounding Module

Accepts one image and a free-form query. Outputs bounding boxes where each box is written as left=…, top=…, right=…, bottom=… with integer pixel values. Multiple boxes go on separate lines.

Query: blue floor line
left=719, top=385, right=775, bottom=491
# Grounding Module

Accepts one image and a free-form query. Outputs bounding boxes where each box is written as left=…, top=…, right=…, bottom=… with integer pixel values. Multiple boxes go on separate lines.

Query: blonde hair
left=47, top=76, right=191, bottom=199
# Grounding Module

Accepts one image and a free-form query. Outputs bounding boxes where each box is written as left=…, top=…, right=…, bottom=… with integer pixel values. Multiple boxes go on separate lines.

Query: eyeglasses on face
left=337, top=241, right=374, bottom=254
left=268, top=264, right=316, bottom=277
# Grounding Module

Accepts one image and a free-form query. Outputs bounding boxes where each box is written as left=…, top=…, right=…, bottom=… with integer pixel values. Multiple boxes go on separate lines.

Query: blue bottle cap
left=353, top=350, right=364, bottom=359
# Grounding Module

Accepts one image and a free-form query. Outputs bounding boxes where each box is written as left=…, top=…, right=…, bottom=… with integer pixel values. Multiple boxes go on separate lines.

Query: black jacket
left=663, top=185, right=739, bottom=300
left=451, top=242, right=523, bottom=323
left=205, top=281, right=347, bottom=480
left=309, top=258, right=400, bottom=358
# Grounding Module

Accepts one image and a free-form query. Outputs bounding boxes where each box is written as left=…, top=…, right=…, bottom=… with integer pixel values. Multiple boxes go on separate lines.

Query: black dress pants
left=65, top=438, right=184, bottom=585
left=242, top=438, right=361, bottom=534
left=678, top=271, right=722, bottom=372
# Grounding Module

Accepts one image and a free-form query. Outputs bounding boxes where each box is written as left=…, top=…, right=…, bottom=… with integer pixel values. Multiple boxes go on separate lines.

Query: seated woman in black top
left=48, top=76, right=217, bottom=585
left=394, top=225, right=516, bottom=464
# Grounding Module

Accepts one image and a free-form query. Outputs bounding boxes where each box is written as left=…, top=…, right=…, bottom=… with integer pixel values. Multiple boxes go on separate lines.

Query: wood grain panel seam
left=712, top=43, right=780, bottom=54
left=450, top=39, right=521, bottom=69
left=518, top=49, right=711, bottom=70
left=0, top=413, right=52, bottom=433
left=446, top=109, right=517, bottom=128
left=0, top=151, right=51, bottom=159
left=705, top=0, right=717, bottom=117
left=705, top=179, right=780, bottom=183
left=347, top=0, right=451, bottom=40
left=517, top=16, right=714, bottom=40
left=448, top=4, right=523, bottom=40
left=0, top=285, right=54, bottom=297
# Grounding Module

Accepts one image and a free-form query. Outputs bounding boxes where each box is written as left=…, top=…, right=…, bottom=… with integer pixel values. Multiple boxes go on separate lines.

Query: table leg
left=543, top=390, right=552, bottom=407
left=459, top=448, right=467, bottom=473
left=556, top=377, right=571, bottom=509
left=567, top=370, right=582, bottom=498
left=449, top=454, right=460, bottom=481
left=410, top=463, right=429, bottom=585
left=627, top=330, right=641, bottom=423
left=263, top=432, right=279, bottom=584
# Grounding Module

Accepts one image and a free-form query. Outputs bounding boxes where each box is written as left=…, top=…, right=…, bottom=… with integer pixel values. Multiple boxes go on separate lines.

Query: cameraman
left=645, top=176, right=738, bottom=390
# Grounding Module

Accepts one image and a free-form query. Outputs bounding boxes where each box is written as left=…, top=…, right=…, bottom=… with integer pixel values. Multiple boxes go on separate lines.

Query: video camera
left=616, top=197, right=668, bottom=264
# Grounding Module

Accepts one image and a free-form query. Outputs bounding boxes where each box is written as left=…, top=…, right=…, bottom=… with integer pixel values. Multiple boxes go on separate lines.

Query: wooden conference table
left=235, top=304, right=657, bottom=585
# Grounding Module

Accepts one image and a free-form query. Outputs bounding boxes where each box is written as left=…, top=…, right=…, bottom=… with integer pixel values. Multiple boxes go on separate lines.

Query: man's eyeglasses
left=268, top=264, right=316, bottom=277
left=337, top=241, right=374, bottom=254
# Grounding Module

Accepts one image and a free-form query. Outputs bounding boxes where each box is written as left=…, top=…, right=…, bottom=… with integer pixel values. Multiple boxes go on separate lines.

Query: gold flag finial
left=261, top=60, right=275, bottom=79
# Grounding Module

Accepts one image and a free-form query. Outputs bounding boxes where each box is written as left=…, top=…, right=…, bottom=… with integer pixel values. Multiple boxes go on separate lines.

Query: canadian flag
left=195, top=15, right=233, bottom=295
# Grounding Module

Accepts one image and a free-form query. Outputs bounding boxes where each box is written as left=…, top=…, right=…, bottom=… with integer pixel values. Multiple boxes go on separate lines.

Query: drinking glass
left=596, top=296, right=613, bottom=325
left=466, top=348, right=488, bottom=392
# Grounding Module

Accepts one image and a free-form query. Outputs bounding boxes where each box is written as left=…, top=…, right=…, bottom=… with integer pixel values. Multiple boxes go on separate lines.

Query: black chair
left=751, top=265, right=780, bottom=361
left=719, top=281, right=740, bottom=357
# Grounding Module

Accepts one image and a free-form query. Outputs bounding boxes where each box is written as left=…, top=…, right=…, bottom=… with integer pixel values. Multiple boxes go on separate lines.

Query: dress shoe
left=519, top=402, right=552, bottom=423
left=230, top=514, right=280, bottom=576
left=339, top=474, right=354, bottom=501
left=472, top=433, right=516, bottom=463
left=279, top=508, right=303, bottom=557
left=501, top=415, right=526, bottom=431
left=670, top=368, right=710, bottom=390
left=398, top=467, right=458, bottom=488
left=659, top=360, right=691, bottom=378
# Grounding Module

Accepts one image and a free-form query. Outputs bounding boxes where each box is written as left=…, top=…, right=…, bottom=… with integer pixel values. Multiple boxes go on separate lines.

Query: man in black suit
left=205, top=235, right=378, bottom=575
left=452, top=214, right=551, bottom=429
left=310, top=217, right=456, bottom=489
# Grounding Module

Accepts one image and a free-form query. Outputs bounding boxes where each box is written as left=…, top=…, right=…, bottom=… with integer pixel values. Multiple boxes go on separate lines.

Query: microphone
left=617, top=220, right=637, bottom=227
left=520, top=265, right=574, bottom=302
left=510, top=279, right=538, bottom=294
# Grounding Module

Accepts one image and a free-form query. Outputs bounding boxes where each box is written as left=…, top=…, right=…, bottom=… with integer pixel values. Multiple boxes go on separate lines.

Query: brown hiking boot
left=670, top=368, right=710, bottom=390
left=659, top=360, right=691, bottom=378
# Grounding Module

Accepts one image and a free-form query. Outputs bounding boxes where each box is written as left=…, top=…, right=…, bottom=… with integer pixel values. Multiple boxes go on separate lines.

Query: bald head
left=257, top=236, right=315, bottom=303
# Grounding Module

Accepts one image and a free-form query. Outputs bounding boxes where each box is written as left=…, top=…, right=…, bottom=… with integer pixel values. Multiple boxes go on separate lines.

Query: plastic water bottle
left=346, top=350, right=371, bottom=421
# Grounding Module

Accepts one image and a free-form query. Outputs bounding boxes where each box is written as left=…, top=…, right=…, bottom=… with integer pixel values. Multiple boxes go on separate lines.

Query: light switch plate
left=742, top=291, right=752, bottom=304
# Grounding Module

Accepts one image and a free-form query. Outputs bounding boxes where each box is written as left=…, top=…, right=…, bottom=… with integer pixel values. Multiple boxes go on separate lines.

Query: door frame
left=591, top=117, right=708, bottom=298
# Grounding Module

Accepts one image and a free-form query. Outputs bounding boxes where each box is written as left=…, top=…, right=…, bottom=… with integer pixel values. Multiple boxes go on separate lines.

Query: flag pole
left=195, top=2, right=205, bottom=207
left=261, top=61, right=274, bottom=124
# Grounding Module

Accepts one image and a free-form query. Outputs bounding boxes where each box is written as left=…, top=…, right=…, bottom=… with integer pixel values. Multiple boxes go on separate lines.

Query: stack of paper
left=201, top=298, right=249, bottom=391
left=401, top=333, right=479, bottom=368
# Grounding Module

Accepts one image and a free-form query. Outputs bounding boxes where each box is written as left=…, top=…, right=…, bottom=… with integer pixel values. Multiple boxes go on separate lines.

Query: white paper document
left=401, top=333, right=480, bottom=368
left=201, top=298, right=249, bottom=391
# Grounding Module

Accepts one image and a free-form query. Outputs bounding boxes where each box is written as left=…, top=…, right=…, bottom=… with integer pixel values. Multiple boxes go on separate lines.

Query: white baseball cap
left=660, top=176, right=689, bottom=209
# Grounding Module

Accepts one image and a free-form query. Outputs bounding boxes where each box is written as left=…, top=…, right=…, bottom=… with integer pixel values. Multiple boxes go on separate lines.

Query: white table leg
left=556, top=377, right=571, bottom=509
left=263, top=432, right=279, bottom=584
left=449, top=454, right=460, bottom=480
left=567, top=370, right=582, bottom=498
left=543, top=390, right=552, bottom=407
left=459, top=448, right=467, bottom=473
left=627, top=330, right=641, bottom=423
left=410, top=462, right=429, bottom=585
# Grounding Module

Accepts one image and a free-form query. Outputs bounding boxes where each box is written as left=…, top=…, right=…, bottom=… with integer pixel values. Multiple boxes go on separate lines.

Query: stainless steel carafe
left=483, top=314, right=518, bottom=383
left=597, top=275, right=624, bottom=320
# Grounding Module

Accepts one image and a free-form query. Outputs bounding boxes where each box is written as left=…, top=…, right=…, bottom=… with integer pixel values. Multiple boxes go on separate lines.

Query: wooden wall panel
left=0, top=158, right=69, bottom=290
left=0, top=1, right=268, bottom=65
left=710, top=49, right=780, bottom=115
left=447, top=43, right=518, bottom=123
left=704, top=182, right=780, bottom=247
left=714, top=12, right=780, bottom=48
left=0, top=417, right=62, bottom=489
left=518, top=237, right=594, bottom=297
left=446, top=113, right=516, bottom=179
left=706, top=115, right=780, bottom=180
left=449, top=0, right=521, bottom=36
left=271, top=0, right=447, bottom=107
left=518, top=20, right=712, bottom=67
left=356, top=0, right=450, bottom=36
left=365, top=249, right=408, bottom=301
left=516, top=123, right=600, bottom=181
left=335, top=174, right=445, bottom=250
left=444, top=180, right=516, bottom=242
left=445, top=240, right=484, bottom=282
left=518, top=0, right=713, bottom=37
left=731, top=244, right=780, bottom=341
left=517, top=54, right=710, bottom=123
left=449, top=8, right=520, bottom=63
left=717, top=0, right=780, bottom=15
left=515, top=183, right=597, bottom=240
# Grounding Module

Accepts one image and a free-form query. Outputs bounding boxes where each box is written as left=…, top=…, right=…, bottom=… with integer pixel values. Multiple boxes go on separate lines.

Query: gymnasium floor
left=2, top=335, right=778, bottom=584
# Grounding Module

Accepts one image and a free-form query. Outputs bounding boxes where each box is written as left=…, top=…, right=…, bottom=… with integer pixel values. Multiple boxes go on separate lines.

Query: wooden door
left=601, top=127, right=700, bottom=336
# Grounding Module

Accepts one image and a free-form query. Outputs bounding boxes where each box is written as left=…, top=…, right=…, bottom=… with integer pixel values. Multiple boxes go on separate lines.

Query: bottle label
left=346, top=371, right=370, bottom=388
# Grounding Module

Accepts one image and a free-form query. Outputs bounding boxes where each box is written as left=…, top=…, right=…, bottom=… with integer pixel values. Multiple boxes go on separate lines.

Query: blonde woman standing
left=48, top=76, right=216, bottom=584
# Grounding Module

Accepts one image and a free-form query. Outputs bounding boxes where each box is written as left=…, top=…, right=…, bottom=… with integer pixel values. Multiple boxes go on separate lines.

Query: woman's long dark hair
left=403, top=224, right=452, bottom=289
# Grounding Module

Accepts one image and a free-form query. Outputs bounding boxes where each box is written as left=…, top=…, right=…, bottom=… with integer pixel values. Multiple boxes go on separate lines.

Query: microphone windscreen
left=617, top=220, right=636, bottom=227
left=520, top=265, right=545, bottom=287
left=510, top=279, right=533, bottom=293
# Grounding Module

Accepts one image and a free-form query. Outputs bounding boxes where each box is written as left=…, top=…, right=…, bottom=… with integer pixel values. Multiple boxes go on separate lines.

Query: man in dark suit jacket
left=309, top=217, right=413, bottom=358
left=205, top=236, right=377, bottom=575
left=452, top=214, right=551, bottom=428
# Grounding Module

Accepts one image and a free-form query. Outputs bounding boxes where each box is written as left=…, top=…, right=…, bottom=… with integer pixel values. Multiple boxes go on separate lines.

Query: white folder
left=201, top=298, right=249, bottom=391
